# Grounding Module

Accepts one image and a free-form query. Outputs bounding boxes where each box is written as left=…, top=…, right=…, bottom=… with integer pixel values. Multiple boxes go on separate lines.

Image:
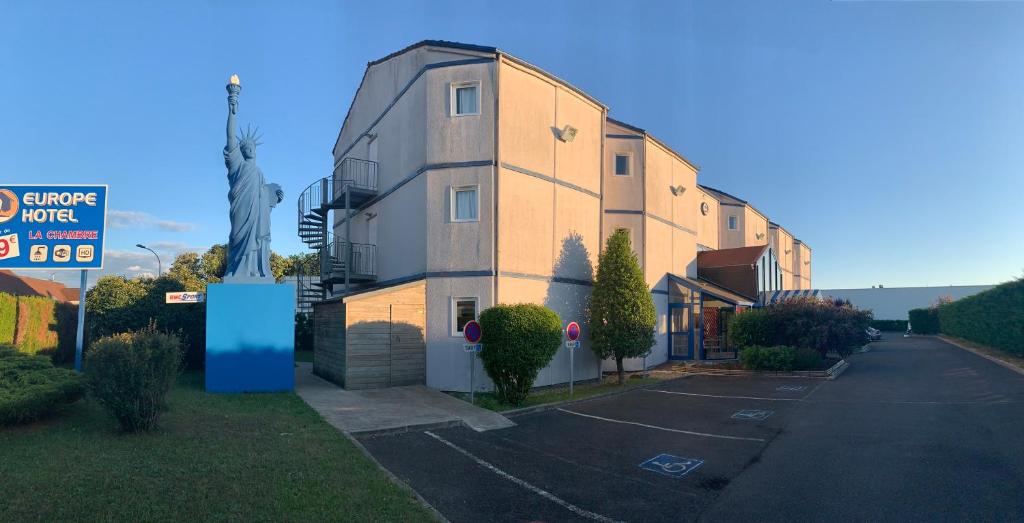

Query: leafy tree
left=85, top=276, right=150, bottom=340
left=199, top=244, right=227, bottom=282
left=588, top=229, right=656, bottom=385
left=166, top=252, right=205, bottom=291
left=281, top=252, right=320, bottom=277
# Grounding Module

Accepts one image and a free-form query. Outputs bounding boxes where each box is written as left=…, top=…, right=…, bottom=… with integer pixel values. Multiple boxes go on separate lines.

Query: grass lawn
left=0, top=372, right=434, bottom=522
left=454, top=374, right=663, bottom=412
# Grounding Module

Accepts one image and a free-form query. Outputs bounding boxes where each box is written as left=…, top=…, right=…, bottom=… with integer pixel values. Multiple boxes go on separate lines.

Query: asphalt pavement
left=359, top=334, right=1024, bottom=522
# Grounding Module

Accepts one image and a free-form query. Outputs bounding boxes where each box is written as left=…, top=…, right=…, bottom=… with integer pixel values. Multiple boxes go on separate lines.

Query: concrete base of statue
left=205, top=283, right=295, bottom=393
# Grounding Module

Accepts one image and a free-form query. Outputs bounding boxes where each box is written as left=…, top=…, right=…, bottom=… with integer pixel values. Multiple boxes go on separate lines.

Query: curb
left=499, top=378, right=673, bottom=418
left=350, top=419, right=466, bottom=438
left=826, top=359, right=850, bottom=380
left=936, top=335, right=1024, bottom=377
left=663, top=367, right=835, bottom=380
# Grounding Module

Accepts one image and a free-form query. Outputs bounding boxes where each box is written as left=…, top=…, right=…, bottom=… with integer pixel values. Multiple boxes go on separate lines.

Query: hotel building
left=300, top=41, right=813, bottom=391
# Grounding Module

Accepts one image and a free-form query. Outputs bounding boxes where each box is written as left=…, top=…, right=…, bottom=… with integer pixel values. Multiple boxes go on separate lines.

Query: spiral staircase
left=297, top=158, right=379, bottom=306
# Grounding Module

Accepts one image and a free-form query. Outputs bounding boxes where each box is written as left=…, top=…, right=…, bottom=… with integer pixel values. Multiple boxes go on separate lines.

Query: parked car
left=865, top=327, right=882, bottom=342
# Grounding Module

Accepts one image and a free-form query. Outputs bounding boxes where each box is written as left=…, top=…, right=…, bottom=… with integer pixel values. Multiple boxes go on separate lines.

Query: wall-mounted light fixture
left=365, top=212, right=377, bottom=220
left=557, top=124, right=578, bottom=143
left=670, top=185, right=686, bottom=196
left=756, top=232, right=765, bottom=240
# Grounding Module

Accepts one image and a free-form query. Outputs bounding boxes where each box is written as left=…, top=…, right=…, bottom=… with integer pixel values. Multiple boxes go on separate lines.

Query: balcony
left=322, top=239, right=377, bottom=285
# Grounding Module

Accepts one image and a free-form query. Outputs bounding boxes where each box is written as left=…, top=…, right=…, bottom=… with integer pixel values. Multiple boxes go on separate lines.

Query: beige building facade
left=305, top=41, right=814, bottom=391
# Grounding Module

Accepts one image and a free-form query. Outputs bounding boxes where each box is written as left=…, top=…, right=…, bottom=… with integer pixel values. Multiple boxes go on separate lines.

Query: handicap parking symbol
left=776, top=385, right=807, bottom=392
left=639, top=453, right=704, bottom=478
left=731, top=409, right=773, bottom=421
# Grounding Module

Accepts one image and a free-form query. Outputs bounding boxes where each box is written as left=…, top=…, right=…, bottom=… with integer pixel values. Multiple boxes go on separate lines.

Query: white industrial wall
left=822, top=285, right=994, bottom=320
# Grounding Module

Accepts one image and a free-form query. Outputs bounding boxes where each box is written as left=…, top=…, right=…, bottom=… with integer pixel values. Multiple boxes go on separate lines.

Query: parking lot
left=360, top=334, right=1024, bottom=522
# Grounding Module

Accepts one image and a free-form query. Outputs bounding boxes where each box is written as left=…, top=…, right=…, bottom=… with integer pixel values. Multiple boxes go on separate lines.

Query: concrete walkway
left=295, top=363, right=514, bottom=435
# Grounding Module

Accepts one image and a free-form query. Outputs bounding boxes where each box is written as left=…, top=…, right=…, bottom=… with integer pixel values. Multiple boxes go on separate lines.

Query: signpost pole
left=469, top=352, right=475, bottom=404
left=569, top=345, right=574, bottom=397
left=74, top=269, right=87, bottom=372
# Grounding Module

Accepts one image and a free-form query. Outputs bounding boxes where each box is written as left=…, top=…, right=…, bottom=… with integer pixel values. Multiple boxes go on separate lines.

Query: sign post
left=463, top=320, right=483, bottom=403
left=565, top=321, right=581, bottom=396
left=0, top=185, right=108, bottom=372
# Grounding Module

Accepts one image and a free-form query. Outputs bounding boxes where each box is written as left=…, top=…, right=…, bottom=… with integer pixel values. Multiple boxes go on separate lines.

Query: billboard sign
left=166, top=292, right=206, bottom=304
left=0, top=185, right=107, bottom=270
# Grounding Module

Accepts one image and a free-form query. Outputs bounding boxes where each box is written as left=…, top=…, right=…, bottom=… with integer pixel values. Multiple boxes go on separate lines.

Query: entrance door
left=669, top=304, right=693, bottom=359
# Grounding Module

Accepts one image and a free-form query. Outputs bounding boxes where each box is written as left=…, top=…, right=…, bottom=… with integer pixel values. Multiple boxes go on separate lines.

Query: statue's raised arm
left=226, top=74, right=240, bottom=151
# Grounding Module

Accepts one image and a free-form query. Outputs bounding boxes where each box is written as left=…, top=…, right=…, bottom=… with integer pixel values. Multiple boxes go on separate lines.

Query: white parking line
left=423, top=431, right=622, bottom=523
left=643, top=389, right=803, bottom=401
left=556, top=408, right=766, bottom=442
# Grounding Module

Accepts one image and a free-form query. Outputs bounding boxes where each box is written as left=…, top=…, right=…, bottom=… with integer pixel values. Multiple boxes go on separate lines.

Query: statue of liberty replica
left=223, top=75, right=282, bottom=282
left=205, top=75, right=295, bottom=393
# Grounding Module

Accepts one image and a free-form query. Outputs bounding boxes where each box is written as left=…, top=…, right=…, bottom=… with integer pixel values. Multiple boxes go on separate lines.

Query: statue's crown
left=238, top=124, right=264, bottom=148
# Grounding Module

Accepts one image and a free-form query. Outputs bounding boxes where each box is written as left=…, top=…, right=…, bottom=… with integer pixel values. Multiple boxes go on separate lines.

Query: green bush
left=0, top=293, right=16, bottom=345
left=726, top=309, right=773, bottom=349
left=86, top=275, right=205, bottom=369
left=0, top=345, right=84, bottom=425
left=740, top=346, right=796, bottom=371
left=909, top=307, right=939, bottom=334
left=84, top=327, right=184, bottom=432
left=938, top=279, right=1024, bottom=356
left=295, top=312, right=313, bottom=353
left=478, top=304, right=562, bottom=407
left=793, top=347, right=824, bottom=370
left=728, top=298, right=871, bottom=358
left=871, top=319, right=908, bottom=332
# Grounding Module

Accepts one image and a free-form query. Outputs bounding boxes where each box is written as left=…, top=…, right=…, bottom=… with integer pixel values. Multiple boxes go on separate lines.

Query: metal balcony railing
left=327, top=239, right=378, bottom=278
left=336, top=157, right=378, bottom=193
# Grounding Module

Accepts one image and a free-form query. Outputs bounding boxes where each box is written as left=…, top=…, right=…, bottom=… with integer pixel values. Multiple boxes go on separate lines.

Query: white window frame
left=614, top=153, right=632, bottom=176
left=728, top=215, right=738, bottom=230
left=450, top=81, right=481, bottom=117
left=451, top=296, right=479, bottom=337
left=451, top=184, right=480, bottom=223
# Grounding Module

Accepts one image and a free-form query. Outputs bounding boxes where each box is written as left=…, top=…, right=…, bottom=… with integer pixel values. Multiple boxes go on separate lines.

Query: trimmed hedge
left=871, top=319, right=908, bottom=332
left=740, top=346, right=795, bottom=371
left=0, top=293, right=15, bottom=344
left=478, top=304, right=562, bottom=406
left=938, top=279, right=1024, bottom=356
left=908, top=307, right=939, bottom=334
left=740, top=346, right=825, bottom=372
left=728, top=298, right=871, bottom=358
left=84, top=327, right=184, bottom=432
left=0, top=345, right=85, bottom=425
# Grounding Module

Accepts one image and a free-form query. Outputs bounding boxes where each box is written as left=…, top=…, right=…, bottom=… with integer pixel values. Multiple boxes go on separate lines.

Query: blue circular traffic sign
left=566, top=321, right=581, bottom=341
left=463, top=320, right=482, bottom=344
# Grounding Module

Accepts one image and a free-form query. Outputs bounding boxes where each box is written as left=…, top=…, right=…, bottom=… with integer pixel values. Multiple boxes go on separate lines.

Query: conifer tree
left=588, top=229, right=656, bottom=384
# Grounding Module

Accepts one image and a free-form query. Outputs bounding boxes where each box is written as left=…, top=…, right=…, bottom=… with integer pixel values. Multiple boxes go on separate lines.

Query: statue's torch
left=226, top=74, right=240, bottom=114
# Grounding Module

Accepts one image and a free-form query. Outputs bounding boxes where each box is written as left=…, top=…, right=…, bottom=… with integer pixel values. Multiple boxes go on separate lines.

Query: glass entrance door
left=669, top=304, right=692, bottom=359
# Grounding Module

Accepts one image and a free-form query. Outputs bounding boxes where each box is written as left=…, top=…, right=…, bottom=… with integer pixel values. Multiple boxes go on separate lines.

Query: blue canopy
left=760, top=289, right=825, bottom=305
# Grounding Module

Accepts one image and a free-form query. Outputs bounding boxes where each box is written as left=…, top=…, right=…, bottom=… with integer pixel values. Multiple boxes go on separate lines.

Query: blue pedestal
left=205, top=283, right=295, bottom=393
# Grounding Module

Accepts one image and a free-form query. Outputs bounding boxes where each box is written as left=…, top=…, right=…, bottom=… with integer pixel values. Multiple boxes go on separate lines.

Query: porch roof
left=668, top=274, right=755, bottom=307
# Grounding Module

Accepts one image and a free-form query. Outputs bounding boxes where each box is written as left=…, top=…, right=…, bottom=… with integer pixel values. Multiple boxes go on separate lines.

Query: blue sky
left=2, top=0, right=1022, bottom=289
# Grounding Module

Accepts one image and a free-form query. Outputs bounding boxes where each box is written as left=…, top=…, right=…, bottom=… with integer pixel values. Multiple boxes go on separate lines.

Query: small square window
left=728, top=216, right=738, bottom=230
left=452, top=186, right=479, bottom=222
left=453, top=82, right=480, bottom=116
left=452, top=297, right=478, bottom=336
left=614, top=154, right=630, bottom=176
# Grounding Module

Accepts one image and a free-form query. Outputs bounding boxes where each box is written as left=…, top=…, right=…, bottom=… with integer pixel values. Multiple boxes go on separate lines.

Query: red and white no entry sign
left=566, top=321, right=581, bottom=341
left=463, top=320, right=482, bottom=344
